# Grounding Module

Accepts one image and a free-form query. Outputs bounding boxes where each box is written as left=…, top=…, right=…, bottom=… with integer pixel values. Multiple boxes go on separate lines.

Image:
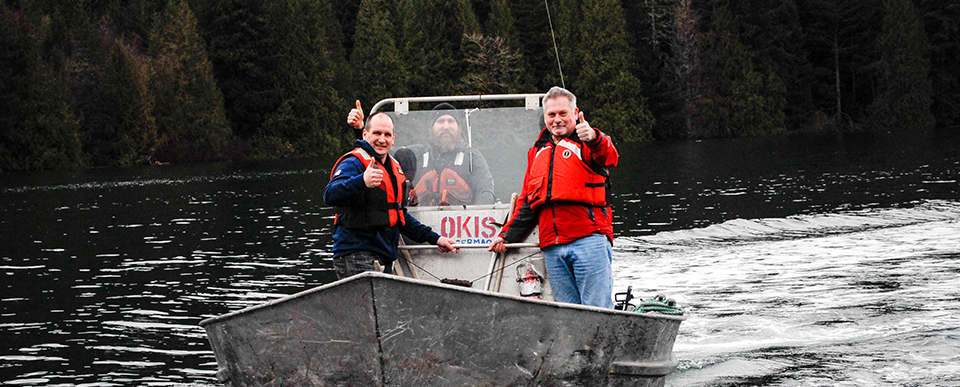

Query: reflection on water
left=1, top=131, right=959, bottom=386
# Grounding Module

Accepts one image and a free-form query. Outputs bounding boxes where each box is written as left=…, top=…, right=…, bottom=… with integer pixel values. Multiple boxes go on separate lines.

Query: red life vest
left=525, top=137, right=608, bottom=211
left=331, top=148, right=406, bottom=229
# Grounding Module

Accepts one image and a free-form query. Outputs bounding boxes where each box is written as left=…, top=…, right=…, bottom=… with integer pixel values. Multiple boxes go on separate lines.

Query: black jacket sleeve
left=501, top=201, right=537, bottom=242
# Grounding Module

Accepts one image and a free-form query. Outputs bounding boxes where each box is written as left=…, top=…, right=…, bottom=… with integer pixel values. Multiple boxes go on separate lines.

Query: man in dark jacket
left=325, top=112, right=458, bottom=279
left=487, top=87, right=619, bottom=308
left=347, top=102, right=496, bottom=206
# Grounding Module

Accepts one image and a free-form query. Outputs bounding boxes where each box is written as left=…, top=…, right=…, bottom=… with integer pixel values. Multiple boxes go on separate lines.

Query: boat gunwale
left=199, top=271, right=686, bottom=327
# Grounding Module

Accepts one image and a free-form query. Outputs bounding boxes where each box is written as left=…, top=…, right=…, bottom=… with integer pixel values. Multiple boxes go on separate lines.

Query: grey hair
left=542, top=86, right=577, bottom=110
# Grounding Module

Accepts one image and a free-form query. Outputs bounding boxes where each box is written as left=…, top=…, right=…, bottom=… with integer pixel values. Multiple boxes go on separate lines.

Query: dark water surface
left=1, top=131, right=958, bottom=386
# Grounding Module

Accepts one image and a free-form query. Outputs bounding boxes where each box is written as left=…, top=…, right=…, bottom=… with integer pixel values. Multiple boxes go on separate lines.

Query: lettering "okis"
left=439, top=216, right=498, bottom=239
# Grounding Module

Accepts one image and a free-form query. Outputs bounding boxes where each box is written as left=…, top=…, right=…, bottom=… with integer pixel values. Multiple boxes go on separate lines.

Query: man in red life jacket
left=325, top=112, right=459, bottom=279
left=347, top=102, right=496, bottom=207
left=487, top=87, right=618, bottom=308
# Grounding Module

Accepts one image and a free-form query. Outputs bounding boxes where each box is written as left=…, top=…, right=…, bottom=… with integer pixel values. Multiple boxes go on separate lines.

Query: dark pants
left=333, top=251, right=393, bottom=279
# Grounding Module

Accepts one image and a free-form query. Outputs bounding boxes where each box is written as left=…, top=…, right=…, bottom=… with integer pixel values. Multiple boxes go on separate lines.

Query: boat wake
left=613, top=199, right=960, bottom=386
left=618, top=199, right=960, bottom=249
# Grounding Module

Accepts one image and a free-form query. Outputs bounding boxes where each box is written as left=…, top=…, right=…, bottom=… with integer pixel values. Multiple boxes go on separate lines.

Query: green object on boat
left=634, top=294, right=684, bottom=316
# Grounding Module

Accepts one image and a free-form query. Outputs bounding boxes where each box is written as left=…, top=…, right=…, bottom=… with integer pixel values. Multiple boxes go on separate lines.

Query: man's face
left=363, top=114, right=395, bottom=156
left=430, top=114, right=461, bottom=153
left=543, top=96, right=578, bottom=138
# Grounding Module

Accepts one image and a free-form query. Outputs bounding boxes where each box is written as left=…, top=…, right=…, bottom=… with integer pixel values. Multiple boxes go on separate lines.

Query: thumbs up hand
left=363, top=161, right=383, bottom=188
left=347, top=100, right=364, bottom=129
left=576, top=111, right=597, bottom=142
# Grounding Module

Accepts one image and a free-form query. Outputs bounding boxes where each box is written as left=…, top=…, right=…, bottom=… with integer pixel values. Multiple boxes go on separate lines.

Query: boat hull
left=201, top=273, right=683, bottom=386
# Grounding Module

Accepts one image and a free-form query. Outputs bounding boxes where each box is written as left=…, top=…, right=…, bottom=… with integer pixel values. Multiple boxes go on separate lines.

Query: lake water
left=1, top=130, right=958, bottom=386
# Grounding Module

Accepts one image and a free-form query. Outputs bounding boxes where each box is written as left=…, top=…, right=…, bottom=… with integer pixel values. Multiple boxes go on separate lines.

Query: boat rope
left=407, top=259, right=443, bottom=281
left=544, top=0, right=565, bottom=88
left=404, top=257, right=443, bottom=281
left=634, top=294, right=685, bottom=316
left=404, top=250, right=543, bottom=287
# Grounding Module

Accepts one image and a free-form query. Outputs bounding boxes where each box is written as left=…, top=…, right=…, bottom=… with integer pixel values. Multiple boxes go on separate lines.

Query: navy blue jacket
left=324, top=140, right=441, bottom=261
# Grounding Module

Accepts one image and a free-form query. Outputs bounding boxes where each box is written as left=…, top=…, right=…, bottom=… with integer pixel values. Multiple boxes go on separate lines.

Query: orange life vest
left=331, top=148, right=406, bottom=229
left=413, top=151, right=474, bottom=206
left=525, top=137, right=608, bottom=211
left=414, top=169, right=473, bottom=206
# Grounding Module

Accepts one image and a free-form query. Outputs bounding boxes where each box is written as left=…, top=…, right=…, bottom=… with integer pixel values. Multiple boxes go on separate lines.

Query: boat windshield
left=375, top=97, right=545, bottom=205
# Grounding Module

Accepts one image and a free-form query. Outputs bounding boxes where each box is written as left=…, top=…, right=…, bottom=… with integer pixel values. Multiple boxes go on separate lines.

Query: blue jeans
left=542, top=234, right=614, bottom=308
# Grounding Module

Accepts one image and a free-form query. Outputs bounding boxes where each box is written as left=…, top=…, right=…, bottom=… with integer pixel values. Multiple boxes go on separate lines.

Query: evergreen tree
left=398, top=0, right=480, bottom=96
left=697, top=4, right=734, bottom=137
left=666, top=0, right=703, bottom=138
left=551, top=0, right=581, bottom=88
left=868, top=0, right=934, bottom=132
left=200, top=0, right=281, bottom=139
left=8, top=0, right=960, bottom=168
left=0, top=5, right=83, bottom=171
left=729, top=56, right=787, bottom=136
left=257, top=0, right=345, bottom=158
left=798, top=0, right=881, bottom=129
left=314, top=0, right=352, bottom=109
left=459, top=32, right=524, bottom=95
left=349, top=0, right=406, bottom=109
left=67, top=16, right=116, bottom=166
left=511, top=0, right=555, bottom=90
left=484, top=0, right=518, bottom=46
left=103, top=0, right=158, bottom=43
left=836, top=0, right=883, bottom=123
left=148, top=0, right=231, bottom=162
left=622, top=0, right=678, bottom=139
left=694, top=3, right=787, bottom=137
left=798, top=0, right=845, bottom=126
left=919, top=0, right=960, bottom=129
left=568, top=0, right=654, bottom=142
left=43, top=1, right=88, bottom=71
left=87, top=36, right=159, bottom=166
left=622, top=0, right=673, bottom=51
left=723, top=0, right=811, bottom=131
left=78, top=31, right=162, bottom=166
left=479, top=0, right=533, bottom=91
left=330, top=0, right=362, bottom=59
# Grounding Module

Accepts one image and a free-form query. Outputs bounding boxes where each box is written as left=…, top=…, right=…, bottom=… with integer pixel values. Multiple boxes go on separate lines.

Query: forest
left=0, top=0, right=957, bottom=171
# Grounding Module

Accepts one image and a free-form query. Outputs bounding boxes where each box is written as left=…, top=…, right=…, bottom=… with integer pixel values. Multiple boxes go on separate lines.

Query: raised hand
left=347, top=100, right=364, bottom=129
left=363, top=161, right=383, bottom=188
left=576, top=111, right=597, bottom=142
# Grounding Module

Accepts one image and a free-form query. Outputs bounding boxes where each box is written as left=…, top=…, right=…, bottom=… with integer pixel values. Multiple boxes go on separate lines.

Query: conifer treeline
left=1, top=0, right=957, bottom=171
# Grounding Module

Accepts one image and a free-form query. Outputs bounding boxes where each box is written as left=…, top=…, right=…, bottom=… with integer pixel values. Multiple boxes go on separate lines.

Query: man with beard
left=487, top=86, right=619, bottom=308
left=347, top=102, right=496, bottom=207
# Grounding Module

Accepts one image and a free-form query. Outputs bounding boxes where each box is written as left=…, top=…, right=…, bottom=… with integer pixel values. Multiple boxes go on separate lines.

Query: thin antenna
left=465, top=107, right=479, bottom=173
left=544, top=0, right=565, bottom=88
